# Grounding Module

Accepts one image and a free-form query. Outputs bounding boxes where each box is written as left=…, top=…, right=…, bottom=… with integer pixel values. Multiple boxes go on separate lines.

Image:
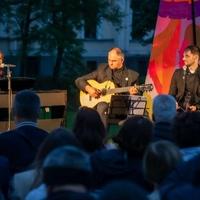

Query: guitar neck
left=107, top=86, right=131, bottom=94
left=106, top=84, right=152, bottom=95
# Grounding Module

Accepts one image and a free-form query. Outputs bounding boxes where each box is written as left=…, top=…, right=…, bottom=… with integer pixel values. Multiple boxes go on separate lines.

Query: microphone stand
left=7, top=66, right=12, bottom=130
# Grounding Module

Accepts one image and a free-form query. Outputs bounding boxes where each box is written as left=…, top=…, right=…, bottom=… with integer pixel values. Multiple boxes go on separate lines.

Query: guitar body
left=79, top=80, right=153, bottom=108
left=80, top=80, right=115, bottom=108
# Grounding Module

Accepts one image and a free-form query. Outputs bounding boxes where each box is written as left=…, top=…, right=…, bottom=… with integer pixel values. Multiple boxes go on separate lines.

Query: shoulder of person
left=196, top=65, right=200, bottom=73
left=173, top=67, right=184, bottom=74
left=97, top=63, right=108, bottom=70
left=0, top=129, right=16, bottom=139
left=127, top=68, right=139, bottom=76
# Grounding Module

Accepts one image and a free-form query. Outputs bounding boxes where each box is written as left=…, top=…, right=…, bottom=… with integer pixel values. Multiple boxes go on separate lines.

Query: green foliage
left=131, top=0, right=160, bottom=43
left=0, top=0, right=123, bottom=78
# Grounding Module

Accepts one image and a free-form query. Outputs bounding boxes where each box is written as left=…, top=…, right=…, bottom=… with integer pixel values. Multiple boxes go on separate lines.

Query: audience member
left=152, top=94, right=177, bottom=142
left=23, top=128, right=80, bottom=200
left=143, top=140, right=182, bottom=200
left=91, top=116, right=153, bottom=191
left=73, top=106, right=106, bottom=153
left=0, top=90, right=48, bottom=199
left=172, top=111, right=200, bottom=161
left=0, top=90, right=48, bottom=174
left=160, top=154, right=200, bottom=200
left=42, top=146, right=94, bottom=200
left=100, top=180, right=148, bottom=200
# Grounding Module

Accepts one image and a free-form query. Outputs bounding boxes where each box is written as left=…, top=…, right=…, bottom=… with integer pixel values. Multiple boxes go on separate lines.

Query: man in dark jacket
left=75, top=47, right=140, bottom=127
left=169, top=45, right=200, bottom=112
left=0, top=89, right=48, bottom=174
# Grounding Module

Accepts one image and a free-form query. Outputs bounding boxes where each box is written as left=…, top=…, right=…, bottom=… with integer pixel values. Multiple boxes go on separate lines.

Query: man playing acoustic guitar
left=75, top=47, right=140, bottom=128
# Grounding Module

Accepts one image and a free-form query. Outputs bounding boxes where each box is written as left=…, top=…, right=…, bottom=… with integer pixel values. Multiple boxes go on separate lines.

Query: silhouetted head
left=153, top=94, right=177, bottom=122
left=12, top=89, right=40, bottom=122
left=143, top=140, right=182, bottom=184
left=73, top=106, right=106, bottom=153
left=114, top=116, right=153, bottom=158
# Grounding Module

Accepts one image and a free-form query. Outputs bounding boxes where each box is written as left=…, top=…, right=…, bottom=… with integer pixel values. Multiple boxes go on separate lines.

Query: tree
left=0, top=0, right=45, bottom=76
left=131, top=0, right=160, bottom=43
left=0, top=0, right=123, bottom=80
left=39, top=0, right=123, bottom=80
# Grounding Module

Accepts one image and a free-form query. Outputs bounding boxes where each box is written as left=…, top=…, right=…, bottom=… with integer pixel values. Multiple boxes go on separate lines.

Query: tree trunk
left=53, top=47, right=64, bottom=80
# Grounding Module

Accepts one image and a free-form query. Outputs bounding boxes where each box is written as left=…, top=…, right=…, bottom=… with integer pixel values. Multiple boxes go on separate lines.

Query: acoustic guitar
left=80, top=80, right=153, bottom=108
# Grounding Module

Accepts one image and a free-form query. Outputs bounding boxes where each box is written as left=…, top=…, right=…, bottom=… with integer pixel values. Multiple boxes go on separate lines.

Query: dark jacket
left=75, top=63, right=139, bottom=92
left=46, top=190, right=95, bottom=200
left=160, top=154, right=200, bottom=200
left=0, top=125, right=48, bottom=173
left=90, top=149, right=153, bottom=191
left=169, top=66, right=200, bottom=109
left=152, top=122, right=174, bottom=142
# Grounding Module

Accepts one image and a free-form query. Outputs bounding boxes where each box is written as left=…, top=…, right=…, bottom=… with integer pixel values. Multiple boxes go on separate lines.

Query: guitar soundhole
left=101, top=89, right=106, bottom=96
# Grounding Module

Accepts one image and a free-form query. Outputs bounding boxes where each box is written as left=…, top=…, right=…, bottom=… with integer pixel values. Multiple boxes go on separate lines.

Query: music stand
left=107, top=95, right=147, bottom=124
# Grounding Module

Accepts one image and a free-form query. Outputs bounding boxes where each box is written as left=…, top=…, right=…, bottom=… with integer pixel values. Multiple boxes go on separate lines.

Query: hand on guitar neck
left=85, top=85, right=101, bottom=98
left=129, top=86, right=138, bottom=95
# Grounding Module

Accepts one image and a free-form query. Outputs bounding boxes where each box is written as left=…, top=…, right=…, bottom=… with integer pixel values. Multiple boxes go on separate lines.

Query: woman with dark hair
left=73, top=106, right=106, bottom=153
left=91, top=116, right=153, bottom=191
left=114, top=116, right=153, bottom=158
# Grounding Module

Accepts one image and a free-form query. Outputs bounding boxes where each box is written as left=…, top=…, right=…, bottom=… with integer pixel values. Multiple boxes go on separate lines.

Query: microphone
left=182, top=65, right=187, bottom=80
left=0, top=63, right=16, bottom=68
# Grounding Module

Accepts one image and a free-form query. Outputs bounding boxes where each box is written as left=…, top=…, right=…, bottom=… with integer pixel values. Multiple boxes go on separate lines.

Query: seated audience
left=42, top=146, right=94, bottom=200
left=143, top=140, right=182, bottom=200
left=160, top=152, right=200, bottom=199
left=73, top=106, right=106, bottom=153
left=0, top=89, right=48, bottom=174
left=21, top=128, right=80, bottom=200
left=172, top=111, right=200, bottom=161
left=152, top=94, right=177, bottom=142
left=100, top=180, right=148, bottom=200
left=91, top=116, right=153, bottom=191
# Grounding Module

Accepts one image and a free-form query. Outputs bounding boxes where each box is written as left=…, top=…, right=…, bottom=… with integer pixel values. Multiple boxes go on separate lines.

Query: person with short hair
left=75, top=47, right=140, bottom=127
left=172, top=111, right=200, bottom=161
left=143, top=140, right=182, bottom=200
left=42, top=146, right=94, bottom=200
left=169, top=45, right=200, bottom=112
left=0, top=89, right=48, bottom=174
left=152, top=94, right=177, bottom=141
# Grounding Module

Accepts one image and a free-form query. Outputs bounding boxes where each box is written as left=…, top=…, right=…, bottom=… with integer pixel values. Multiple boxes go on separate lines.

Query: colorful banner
left=146, top=0, right=200, bottom=97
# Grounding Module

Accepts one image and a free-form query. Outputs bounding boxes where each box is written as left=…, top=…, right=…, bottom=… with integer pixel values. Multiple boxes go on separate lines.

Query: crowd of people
left=0, top=44, right=200, bottom=199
